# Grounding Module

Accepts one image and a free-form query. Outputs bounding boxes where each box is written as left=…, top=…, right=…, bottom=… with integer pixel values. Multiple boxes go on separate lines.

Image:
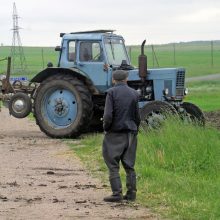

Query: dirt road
left=186, top=73, right=220, bottom=82
left=0, top=108, right=157, bottom=220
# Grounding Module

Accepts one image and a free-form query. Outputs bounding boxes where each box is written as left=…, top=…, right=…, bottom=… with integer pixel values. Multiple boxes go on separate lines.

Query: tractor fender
left=30, top=67, right=99, bottom=94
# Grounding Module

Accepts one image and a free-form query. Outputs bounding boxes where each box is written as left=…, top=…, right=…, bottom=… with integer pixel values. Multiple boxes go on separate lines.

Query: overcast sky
left=0, top=0, right=220, bottom=46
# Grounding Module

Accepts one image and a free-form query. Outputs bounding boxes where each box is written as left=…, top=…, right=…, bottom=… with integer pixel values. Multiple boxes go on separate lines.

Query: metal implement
left=0, top=57, right=37, bottom=115
left=1, top=57, right=14, bottom=94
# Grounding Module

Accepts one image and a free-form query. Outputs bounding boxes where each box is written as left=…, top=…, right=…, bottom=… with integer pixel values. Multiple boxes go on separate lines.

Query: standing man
left=102, top=70, right=140, bottom=202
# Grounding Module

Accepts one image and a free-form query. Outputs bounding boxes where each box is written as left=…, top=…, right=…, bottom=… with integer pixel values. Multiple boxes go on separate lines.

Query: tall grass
left=136, top=118, right=220, bottom=219
left=138, top=119, right=219, bottom=175
left=69, top=117, right=220, bottom=219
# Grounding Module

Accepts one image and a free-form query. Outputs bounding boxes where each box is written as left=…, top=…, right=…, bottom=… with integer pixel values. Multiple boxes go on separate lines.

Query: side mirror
left=55, top=46, right=62, bottom=51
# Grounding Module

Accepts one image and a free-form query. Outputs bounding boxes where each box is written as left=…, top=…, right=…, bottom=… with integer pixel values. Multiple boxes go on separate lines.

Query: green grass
left=185, top=80, right=220, bottom=111
left=136, top=120, right=220, bottom=219
left=68, top=118, right=220, bottom=219
left=1, top=41, right=220, bottom=78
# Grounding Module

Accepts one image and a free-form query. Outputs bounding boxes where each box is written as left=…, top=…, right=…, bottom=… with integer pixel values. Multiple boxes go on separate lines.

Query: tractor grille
left=176, top=70, right=185, bottom=97
left=176, top=88, right=184, bottom=96
left=176, top=71, right=185, bottom=88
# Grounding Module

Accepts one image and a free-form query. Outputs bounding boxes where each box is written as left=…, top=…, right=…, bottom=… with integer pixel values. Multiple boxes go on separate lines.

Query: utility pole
left=10, top=2, right=27, bottom=74
left=173, top=43, right=176, bottom=65
left=211, top=41, right=214, bottom=67
left=151, top=45, right=159, bottom=67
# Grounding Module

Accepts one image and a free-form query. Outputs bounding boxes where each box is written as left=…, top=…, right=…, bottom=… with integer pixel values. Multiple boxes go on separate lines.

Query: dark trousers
left=102, top=132, right=137, bottom=192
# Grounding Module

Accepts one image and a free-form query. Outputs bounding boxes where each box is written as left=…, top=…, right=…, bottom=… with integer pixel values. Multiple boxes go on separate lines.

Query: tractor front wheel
left=180, top=102, right=205, bottom=125
left=140, top=101, right=177, bottom=129
left=9, top=92, right=32, bottom=118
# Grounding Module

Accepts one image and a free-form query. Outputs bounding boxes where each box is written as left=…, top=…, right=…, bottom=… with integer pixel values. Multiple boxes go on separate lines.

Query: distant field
left=1, top=41, right=220, bottom=78
left=129, top=41, right=220, bottom=77
left=1, top=43, right=220, bottom=112
left=0, top=46, right=57, bottom=77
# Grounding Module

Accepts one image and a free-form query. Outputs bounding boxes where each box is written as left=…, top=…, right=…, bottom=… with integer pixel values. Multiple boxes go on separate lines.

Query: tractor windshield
left=104, top=38, right=129, bottom=66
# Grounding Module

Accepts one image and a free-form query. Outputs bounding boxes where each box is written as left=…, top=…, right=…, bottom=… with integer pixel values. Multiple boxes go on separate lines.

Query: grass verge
left=68, top=118, right=220, bottom=219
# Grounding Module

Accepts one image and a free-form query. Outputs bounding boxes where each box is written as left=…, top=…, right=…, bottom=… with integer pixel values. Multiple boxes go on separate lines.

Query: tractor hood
left=127, top=67, right=185, bottom=100
left=127, top=67, right=184, bottom=81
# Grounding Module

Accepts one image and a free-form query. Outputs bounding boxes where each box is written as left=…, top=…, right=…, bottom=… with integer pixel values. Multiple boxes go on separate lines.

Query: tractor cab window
left=68, top=41, right=76, bottom=61
left=104, top=38, right=129, bottom=66
left=79, top=42, right=103, bottom=62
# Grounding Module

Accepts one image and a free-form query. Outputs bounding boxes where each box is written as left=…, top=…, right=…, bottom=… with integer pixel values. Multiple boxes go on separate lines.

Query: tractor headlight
left=184, top=88, right=189, bottom=95
left=137, top=88, right=142, bottom=96
left=146, top=86, right=152, bottom=93
left=163, top=88, right=169, bottom=96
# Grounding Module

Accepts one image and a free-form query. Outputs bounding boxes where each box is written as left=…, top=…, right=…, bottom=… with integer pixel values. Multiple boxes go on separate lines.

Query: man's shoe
left=124, top=172, right=137, bottom=201
left=104, top=194, right=123, bottom=202
left=104, top=177, right=123, bottom=202
left=123, top=191, right=136, bottom=201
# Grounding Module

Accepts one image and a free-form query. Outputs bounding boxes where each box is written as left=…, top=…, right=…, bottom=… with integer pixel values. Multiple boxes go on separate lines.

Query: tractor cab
left=58, top=30, right=131, bottom=67
left=57, top=30, right=132, bottom=92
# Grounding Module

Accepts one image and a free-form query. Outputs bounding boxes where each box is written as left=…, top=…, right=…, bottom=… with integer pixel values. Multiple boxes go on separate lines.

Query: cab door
left=76, top=41, right=108, bottom=93
left=59, top=40, right=77, bottom=68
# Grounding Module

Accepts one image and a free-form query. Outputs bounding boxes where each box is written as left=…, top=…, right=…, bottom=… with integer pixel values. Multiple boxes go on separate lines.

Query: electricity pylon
left=10, top=2, right=27, bottom=74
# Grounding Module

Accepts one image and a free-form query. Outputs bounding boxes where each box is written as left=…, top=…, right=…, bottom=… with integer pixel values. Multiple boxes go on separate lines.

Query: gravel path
left=0, top=108, right=157, bottom=220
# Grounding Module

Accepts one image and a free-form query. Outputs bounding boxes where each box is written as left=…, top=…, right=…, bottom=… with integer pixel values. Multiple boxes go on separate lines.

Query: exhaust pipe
left=138, top=40, right=147, bottom=83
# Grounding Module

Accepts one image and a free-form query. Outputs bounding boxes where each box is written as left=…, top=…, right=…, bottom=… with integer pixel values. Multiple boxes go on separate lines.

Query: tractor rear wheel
left=140, top=101, right=177, bottom=129
left=180, top=102, right=205, bottom=125
left=34, top=74, right=93, bottom=138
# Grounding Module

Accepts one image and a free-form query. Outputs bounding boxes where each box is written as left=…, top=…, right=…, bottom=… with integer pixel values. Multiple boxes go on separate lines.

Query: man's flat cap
left=112, top=70, right=128, bottom=81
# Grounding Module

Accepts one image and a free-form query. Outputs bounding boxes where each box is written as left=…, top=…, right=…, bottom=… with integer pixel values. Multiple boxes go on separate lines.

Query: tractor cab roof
left=60, top=30, right=124, bottom=41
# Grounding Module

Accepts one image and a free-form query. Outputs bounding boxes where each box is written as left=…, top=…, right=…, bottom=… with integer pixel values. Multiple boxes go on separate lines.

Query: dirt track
left=186, top=73, right=220, bottom=82
left=205, top=111, right=220, bottom=130
left=0, top=108, right=157, bottom=220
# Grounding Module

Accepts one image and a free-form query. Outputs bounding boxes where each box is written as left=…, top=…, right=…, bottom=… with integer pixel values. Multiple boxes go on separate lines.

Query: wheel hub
left=53, top=98, right=69, bottom=117
left=13, top=99, right=25, bottom=113
left=42, top=88, right=78, bottom=128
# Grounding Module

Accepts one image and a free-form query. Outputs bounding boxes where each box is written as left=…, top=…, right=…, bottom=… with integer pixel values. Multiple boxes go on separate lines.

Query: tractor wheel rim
left=42, top=88, right=77, bottom=128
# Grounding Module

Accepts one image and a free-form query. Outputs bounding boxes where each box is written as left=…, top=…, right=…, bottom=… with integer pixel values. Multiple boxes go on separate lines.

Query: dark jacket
left=103, top=82, right=141, bottom=133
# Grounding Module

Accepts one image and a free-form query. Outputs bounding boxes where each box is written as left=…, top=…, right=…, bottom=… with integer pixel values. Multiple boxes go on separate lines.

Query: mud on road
left=0, top=108, right=157, bottom=220
left=205, top=110, right=220, bottom=130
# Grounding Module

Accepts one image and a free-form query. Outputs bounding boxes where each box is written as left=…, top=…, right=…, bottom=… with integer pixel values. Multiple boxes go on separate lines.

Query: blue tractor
left=3, top=30, right=204, bottom=138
